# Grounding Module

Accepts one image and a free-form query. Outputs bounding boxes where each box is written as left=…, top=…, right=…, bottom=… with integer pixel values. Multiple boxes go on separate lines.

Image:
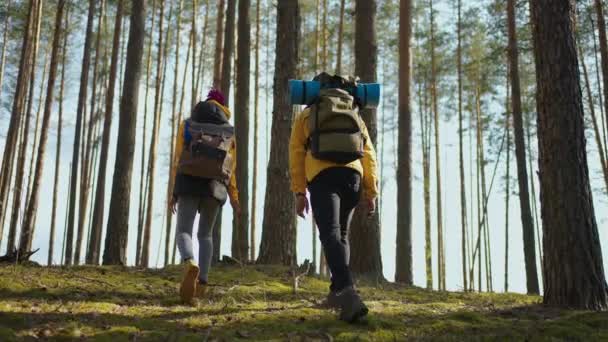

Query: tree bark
left=507, top=0, right=540, bottom=295
left=594, top=0, right=608, bottom=146
left=141, top=0, right=165, bottom=268
left=87, top=0, right=124, bottom=265
left=103, top=0, right=147, bottom=266
left=213, top=0, right=225, bottom=88
left=0, top=0, right=35, bottom=235
left=7, top=0, right=43, bottom=255
left=0, top=0, right=12, bottom=101
left=349, top=0, right=383, bottom=281
left=233, top=0, right=251, bottom=261
left=530, top=0, right=608, bottom=310
left=335, top=0, right=345, bottom=74
left=65, top=0, right=96, bottom=266
left=250, top=0, right=261, bottom=262
left=136, top=0, right=157, bottom=266
left=18, top=0, right=66, bottom=258
left=76, top=0, right=107, bottom=265
left=257, top=0, right=299, bottom=266
left=395, top=0, right=413, bottom=285
left=457, top=0, right=468, bottom=292
left=49, top=7, right=70, bottom=265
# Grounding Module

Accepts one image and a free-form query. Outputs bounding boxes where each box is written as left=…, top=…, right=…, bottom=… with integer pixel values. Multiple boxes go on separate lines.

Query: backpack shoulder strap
left=184, top=120, right=192, bottom=144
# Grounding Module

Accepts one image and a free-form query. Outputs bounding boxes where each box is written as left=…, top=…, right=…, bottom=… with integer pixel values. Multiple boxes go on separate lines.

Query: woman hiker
left=169, top=89, right=240, bottom=305
left=289, top=74, right=379, bottom=323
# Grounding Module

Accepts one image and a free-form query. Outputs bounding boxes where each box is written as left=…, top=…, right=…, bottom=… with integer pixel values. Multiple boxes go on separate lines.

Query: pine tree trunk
left=349, top=0, right=383, bottom=281
left=335, top=0, right=345, bottom=74
left=232, top=0, right=251, bottom=262
left=257, top=0, right=299, bottom=266
left=194, top=0, right=210, bottom=103
left=591, top=11, right=608, bottom=173
left=136, top=0, right=157, bottom=266
left=165, top=0, right=183, bottom=267
left=141, top=0, right=165, bottom=268
left=250, top=0, right=261, bottom=262
left=579, top=39, right=608, bottom=198
left=395, top=0, right=413, bottom=285
left=49, top=8, right=70, bottom=265
left=213, top=0, right=236, bottom=260
left=7, top=0, right=43, bottom=255
left=421, top=81, right=433, bottom=290
left=530, top=0, right=608, bottom=310
left=65, top=0, right=96, bottom=266
left=76, top=0, right=107, bottom=265
left=507, top=0, right=540, bottom=295
left=87, top=0, right=124, bottom=265
left=18, top=0, right=66, bottom=258
left=103, top=0, right=147, bottom=266
left=457, top=0, right=468, bottom=292
left=594, top=0, right=608, bottom=143
left=429, top=0, right=445, bottom=291
left=0, top=0, right=12, bottom=101
left=505, top=74, right=511, bottom=293
left=0, top=0, right=36, bottom=235
left=213, top=0, right=225, bottom=88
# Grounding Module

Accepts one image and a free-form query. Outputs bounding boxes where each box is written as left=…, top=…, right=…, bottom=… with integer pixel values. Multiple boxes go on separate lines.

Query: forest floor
left=0, top=263, right=606, bottom=341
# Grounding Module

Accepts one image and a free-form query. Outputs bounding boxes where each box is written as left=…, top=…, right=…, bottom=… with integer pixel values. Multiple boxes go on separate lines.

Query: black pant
left=309, top=167, right=361, bottom=292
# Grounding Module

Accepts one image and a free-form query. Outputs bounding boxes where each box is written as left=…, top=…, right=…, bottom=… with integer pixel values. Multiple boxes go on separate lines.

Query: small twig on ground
left=291, top=260, right=312, bottom=295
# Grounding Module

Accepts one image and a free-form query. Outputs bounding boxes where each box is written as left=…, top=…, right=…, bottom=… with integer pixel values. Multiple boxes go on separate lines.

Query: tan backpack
left=308, top=88, right=365, bottom=164
left=177, top=119, right=235, bottom=182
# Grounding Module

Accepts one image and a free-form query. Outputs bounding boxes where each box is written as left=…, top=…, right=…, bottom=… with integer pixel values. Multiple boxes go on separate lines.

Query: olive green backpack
left=308, top=88, right=365, bottom=164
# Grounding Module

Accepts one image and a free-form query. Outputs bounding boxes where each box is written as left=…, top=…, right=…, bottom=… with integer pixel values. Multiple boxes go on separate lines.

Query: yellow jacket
left=289, top=107, right=379, bottom=200
left=171, top=100, right=239, bottom=202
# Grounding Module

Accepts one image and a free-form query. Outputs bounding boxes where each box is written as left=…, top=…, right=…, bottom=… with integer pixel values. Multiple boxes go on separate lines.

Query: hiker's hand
left=296, top=193, right=309, bottom=218
left=365, top=197, right=376, bottom=217
left=231, top=199, right=241, bottom=217
left=169, top=195, right=178, bottom=215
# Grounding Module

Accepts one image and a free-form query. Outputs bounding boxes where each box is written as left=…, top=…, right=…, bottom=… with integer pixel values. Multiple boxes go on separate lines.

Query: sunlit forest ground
left=0, top=264, right=606, bottom=341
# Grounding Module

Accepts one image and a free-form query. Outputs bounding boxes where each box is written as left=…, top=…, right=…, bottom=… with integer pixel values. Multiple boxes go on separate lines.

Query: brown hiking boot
left=195, top=281, right=208, bottom=298
left=179, top=259, right=200, bottom=305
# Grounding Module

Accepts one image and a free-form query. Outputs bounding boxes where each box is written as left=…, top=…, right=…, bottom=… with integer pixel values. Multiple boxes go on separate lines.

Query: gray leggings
left=176, top=195, right=220, bottom=283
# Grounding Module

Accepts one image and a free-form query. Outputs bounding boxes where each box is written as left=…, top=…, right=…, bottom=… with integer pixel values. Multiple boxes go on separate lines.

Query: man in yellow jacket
left=169, top=89, right=240, bottom=305
left=289, top=80, right=379, bottom=323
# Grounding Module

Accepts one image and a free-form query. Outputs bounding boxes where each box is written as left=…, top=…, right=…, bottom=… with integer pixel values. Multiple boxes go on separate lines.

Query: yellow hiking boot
left=179, top=259, right=200, bottom=305
left=195, top=281, right=208, bottom=298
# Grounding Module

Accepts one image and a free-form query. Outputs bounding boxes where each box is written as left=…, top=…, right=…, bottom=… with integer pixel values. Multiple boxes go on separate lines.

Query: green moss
left=0, top=264, right=606, bottom=341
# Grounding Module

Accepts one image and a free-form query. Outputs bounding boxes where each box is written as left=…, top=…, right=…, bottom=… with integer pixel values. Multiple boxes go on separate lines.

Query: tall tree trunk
left=65, top=0, right=96, bottom=266
left=507, top=0, right=540, bottom=295
left=141, top=0, right=165, bottom=268
left=395, top=0, right=412, bottom=285
left=0, top=0, right=36, bottom=237
left=194, top=0, right=210, bottom=103
left=18, top=0, right=66, bottom=257
left=103, top=0, right=147, bottom=266
left=191, top=0, right=198, bottom=106
left=87, top=0, right=124, bottom=265
left=421, top=79, right=433, bottom=290
left=7, top=0, right=43, bottom=254
left=136, top=0, right=157, bottom=266
left=580, top=40, right=608, bottom=192
left=349, top=0, right=383, bottom=280
left=457, top=0, right=468, bottom=292
left=214, top=0, right=236, bottom=260
left=429, top=0, right=445, bottom=291
left=504, top=74, right=511, bottom=293
left=49, top=7, right=70, bottom=265
left=335, top=0, right=345, bottom=74
left=594, top=0, right=608, bottom=142
left=213, top=0, right=226, bottom=88
left=530, top=0, right=608, bottom=310
left=0, top=0, right=12, bottom=100
left=165, top=0, right=183, bottom=267
left=590, top=11, right=608, bottom=174
left=257, top=0, right=299, bottom=266
left=233, top=0, right=251, bottom=262
left=250, top=0, right=261, bottom=262
left=76, top=0, right=107, bottom=265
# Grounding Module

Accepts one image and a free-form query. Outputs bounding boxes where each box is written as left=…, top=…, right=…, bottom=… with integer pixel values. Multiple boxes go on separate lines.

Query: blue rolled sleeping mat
left=288, top=79, right=381, bottom=108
